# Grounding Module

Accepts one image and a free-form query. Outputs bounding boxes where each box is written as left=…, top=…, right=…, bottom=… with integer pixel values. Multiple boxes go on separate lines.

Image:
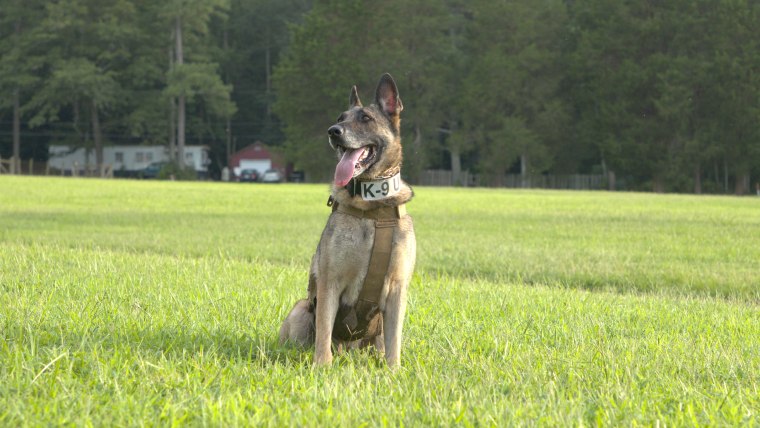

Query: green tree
left=273, top=0, right=370, bottom=180
left=566, top=0, right=760, bottom=193
left=460, top=0, right=568, bottom=184
left=650, top=1, right=718, bottom=193
left=273, top=0, right=570, bottom=185
left=398, top=0, right=469, bottom=183
left=160, top=0, right=235, bottom=170
left=565, top=1, right=643, bottom=189
left=708, top=0, right=760, bottom=194
left=221, top=0, right=311, bottom=160
left=273, top=0, right=463, bottom=181
left=23, top=0, right=139, bottom=176
left=0, top=1, right=46, bottom=173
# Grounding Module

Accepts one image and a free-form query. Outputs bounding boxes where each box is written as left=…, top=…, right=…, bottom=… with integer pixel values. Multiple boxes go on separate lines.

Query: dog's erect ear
left=375, top=73, right=403, bottom=116
left=349, top=85, right=362, bottom=108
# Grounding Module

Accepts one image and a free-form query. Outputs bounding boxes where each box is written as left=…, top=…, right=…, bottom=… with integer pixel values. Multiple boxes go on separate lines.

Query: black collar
left=345, top=178, right=361, bottom=197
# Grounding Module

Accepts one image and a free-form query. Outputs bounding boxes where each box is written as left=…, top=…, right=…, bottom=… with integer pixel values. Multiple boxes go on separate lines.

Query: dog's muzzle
left=328, top=124, right=343, bottom=137
left=328, top=125, right=345, bottom=149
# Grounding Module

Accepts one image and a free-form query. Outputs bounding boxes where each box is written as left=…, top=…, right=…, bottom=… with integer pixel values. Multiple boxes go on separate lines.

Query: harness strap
left=332, top=199, right=406, bottom=220
left=359, top=219, right=395, bottom=305
left=329, top=199, right=406, bottom=341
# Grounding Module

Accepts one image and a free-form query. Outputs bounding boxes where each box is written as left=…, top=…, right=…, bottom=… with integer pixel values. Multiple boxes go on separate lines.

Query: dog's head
left=329, top=73, right=404, bottom=187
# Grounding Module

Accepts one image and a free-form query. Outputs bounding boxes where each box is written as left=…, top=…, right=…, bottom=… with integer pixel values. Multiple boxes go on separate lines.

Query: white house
left=48, top=145, right=209, bottom=175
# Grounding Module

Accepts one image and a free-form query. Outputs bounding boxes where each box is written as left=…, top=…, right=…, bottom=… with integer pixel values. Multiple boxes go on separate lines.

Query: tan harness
left=326, top=198, right=406, bottom=341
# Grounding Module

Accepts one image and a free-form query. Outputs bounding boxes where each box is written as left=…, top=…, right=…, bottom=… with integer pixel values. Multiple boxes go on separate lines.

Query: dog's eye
left=361, top=114, right=371, bottom=122
left=337, top=114, right=346, bottom=122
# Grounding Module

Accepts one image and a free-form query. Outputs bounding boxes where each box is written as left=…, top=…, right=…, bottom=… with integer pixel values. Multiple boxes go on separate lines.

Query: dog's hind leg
left=374, top=334, right=385, bottom=355
left=278, top=299, right=314, bottom=346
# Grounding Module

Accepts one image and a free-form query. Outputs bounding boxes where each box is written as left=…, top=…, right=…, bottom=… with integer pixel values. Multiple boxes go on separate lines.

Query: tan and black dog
left=279, top=73, right=416, bottom=368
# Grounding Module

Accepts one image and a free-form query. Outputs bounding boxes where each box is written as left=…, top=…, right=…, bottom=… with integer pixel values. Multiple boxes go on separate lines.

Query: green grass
left=1, top=175, right=758, bottom=425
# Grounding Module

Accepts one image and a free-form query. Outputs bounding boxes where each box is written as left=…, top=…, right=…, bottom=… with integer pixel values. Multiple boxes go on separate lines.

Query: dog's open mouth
left=334, top=145, right=376, bottom=187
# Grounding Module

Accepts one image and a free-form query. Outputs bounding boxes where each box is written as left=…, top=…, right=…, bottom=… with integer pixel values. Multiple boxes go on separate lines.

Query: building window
left=135, top=152, right=144, bottom=162
left=114, top=152, right=124, bottom=163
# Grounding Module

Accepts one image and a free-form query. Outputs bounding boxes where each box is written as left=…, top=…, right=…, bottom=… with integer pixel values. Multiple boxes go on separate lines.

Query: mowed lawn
left=1, top=175, right=758, bottom=425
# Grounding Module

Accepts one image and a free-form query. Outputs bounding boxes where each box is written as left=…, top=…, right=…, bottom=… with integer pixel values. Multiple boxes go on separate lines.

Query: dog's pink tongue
left=334, top=148, right=365, bottom=187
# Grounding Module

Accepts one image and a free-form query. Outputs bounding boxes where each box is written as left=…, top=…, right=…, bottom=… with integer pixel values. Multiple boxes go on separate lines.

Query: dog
left=279, top=73, right=416, bottom=368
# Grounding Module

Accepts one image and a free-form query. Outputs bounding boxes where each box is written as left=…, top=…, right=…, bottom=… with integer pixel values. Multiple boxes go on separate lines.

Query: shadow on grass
left=7, top=320, right=305, bottom=368
left=9, top=315, right=402, bottom=374
left=422, top=266, right=760, bottom=304
left=12, top=320, right=392, bottom=370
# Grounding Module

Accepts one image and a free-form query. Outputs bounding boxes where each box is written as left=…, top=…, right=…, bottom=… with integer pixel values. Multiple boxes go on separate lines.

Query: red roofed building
left=229, top=142, right=283, bottom=177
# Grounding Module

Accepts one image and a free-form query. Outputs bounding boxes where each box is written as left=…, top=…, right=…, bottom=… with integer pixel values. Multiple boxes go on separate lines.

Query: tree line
left=0, top=0, right=307, bottom=175
left=2, top=0, right=759, bottom=193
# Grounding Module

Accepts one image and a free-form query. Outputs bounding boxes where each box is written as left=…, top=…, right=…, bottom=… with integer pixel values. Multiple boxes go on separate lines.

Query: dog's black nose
left=328, top=125, right=343, bottom=137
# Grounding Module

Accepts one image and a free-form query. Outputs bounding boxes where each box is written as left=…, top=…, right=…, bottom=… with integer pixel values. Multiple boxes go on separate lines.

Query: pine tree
left=160, top=0, right=235, bottom=170
left=0, top=0, right=45, bottom=173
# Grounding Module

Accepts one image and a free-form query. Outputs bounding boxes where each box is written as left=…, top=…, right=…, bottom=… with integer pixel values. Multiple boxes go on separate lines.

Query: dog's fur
left=279, top=74, right=416, bottom=368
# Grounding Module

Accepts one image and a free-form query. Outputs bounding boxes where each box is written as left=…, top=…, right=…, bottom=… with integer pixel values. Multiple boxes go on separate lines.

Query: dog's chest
left=319, top=214, right=376, bottom=299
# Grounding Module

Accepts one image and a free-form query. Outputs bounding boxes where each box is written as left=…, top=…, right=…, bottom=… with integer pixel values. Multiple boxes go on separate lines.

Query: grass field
left=1, top=175, right=758, bottom=425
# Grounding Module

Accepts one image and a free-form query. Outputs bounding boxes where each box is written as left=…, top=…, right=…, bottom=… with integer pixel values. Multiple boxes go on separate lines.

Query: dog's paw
left=313, top=353, right=333, bottom=366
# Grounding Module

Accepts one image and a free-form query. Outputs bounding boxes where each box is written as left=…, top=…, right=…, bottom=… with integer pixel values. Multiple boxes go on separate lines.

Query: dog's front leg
left=314, top=278, right=339, bottom=366
left=383, top=281, right=408, bottom=368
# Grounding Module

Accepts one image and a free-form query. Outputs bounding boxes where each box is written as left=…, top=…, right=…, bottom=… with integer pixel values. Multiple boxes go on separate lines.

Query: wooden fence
left=418, top=169, right=605, bottom=190
left=0, top=157, right=11, bottom=174
left=0, top=157, right=113, bottom=178
left=0, top=157, right=34, bottom=175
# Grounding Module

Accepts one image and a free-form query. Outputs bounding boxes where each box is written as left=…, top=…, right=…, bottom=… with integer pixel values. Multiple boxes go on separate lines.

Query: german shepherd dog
left=279, top=73, right=416, bottom=368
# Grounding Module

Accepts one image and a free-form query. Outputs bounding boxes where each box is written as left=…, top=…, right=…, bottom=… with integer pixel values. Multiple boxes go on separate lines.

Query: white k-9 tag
left=359, top=173, right=401, bottom=201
